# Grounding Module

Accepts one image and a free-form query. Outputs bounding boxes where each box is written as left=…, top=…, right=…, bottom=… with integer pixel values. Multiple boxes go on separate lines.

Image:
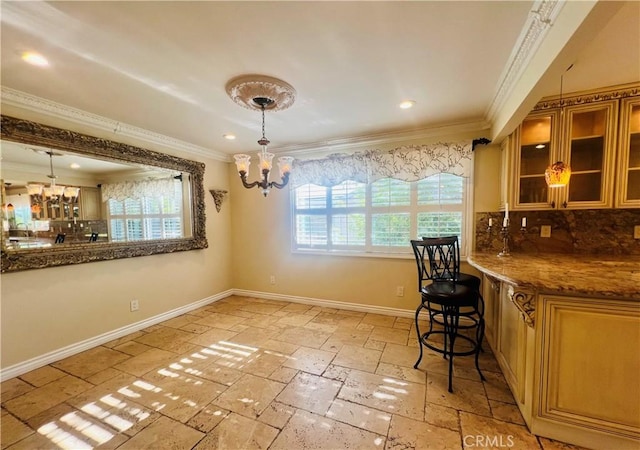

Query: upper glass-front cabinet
left=561, top=100, right=617, bottom=209
left=513, top=111, right=559, bottom=209
left=616, top=97, right=640, bottom=208
left=509, top=99, right=619, bottom=210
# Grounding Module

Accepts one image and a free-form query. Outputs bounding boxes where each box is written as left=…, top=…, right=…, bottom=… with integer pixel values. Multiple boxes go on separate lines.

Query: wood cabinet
left=534, top=294, right=640, bottom=449
left=504, top=83, right=640, bottom=211
left=561, top=101, right=618, bottom=208
left=483, top=279, right=535, bottom=423
left=508, top=100, right=618, bottom=210
left=481, top=279, right=640, bottom=449
left=80, top=186, right=102, bottom=220
left=510, top=110, right=559, bottom=210
left=616, top=97, right=640, bottom=208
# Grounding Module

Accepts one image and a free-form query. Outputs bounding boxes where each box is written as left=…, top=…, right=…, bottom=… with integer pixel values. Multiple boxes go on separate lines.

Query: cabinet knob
left=562, top=201, right=568, bottom=208
left=551, top=201, right=556, bottom=209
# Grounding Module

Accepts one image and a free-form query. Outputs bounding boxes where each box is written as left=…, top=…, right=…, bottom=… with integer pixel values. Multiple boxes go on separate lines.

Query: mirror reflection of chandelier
left=226, top=75, right=295, bottom=197
left=26, top=151, right=80, bottom=205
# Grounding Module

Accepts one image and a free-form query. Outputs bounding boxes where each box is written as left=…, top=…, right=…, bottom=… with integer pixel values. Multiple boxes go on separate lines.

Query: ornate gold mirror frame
left=1, top=115, right=208, bottom=272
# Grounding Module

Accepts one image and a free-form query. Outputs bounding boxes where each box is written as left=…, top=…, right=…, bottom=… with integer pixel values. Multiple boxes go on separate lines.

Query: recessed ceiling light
left=536, top=144, right=546, bottom=149
left=70, top=163, right=81, bottom=169
left=223, top=134, right=236, bottom=140
left=399, top=100, right=416, bottom=109
left=21, top=51, right=49, bottom=67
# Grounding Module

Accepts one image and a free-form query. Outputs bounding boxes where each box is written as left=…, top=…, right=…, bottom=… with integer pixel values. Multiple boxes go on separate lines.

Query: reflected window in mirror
left=1, top=115, right=207, bottom=272
left=104, top=176, right=189, bottom=241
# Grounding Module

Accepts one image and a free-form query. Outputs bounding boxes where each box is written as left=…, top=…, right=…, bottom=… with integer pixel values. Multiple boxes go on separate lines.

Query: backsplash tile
left=475, top=209, right=640, bottom=255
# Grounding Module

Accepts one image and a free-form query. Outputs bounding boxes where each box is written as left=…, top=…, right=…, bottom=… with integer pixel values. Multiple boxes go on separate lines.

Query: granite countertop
left=468, top=252, right=640, bottom=300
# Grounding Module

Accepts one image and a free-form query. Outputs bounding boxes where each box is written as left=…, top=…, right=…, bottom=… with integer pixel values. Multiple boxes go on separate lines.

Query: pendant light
left=545, top=66, right=573, bottom=188
left=226, top=75, right=296, bottom=197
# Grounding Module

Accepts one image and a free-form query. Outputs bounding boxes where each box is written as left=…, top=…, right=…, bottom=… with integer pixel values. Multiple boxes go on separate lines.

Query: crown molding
left=1, top=87, right=492, bottom=162
left=532, top=82, right=640, bottom=110
left=271, top=119, right=491, bottom=158
left=485, top=0, right=562, bottom=123
left=1, top=87, right=229, bottom=162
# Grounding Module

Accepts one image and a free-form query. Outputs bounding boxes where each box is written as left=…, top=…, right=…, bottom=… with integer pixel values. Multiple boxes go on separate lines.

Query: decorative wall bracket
left=507, top=285, right=536, bottom=328
left=209, top=189, right=228, bottom=213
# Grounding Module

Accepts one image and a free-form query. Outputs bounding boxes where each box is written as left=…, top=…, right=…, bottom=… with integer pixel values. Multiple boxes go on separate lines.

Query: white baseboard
left=0, top=289, right=233, bottom=382
left=1, top=289, right=415, bottom=381
left=232, top=289, right=415, bottom=319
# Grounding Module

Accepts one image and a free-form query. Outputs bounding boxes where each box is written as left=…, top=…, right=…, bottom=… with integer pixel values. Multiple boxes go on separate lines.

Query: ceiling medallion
left=225, top=74, right=296, bottom=111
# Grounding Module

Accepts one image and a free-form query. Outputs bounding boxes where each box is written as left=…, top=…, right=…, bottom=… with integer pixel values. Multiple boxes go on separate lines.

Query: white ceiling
left=1, top=1, right=638, bottom=159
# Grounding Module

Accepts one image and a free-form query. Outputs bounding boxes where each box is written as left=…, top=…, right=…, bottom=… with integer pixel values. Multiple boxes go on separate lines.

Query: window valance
left=101, top=177, right=177, bottom=202
left=291, top=141, right=473, bottom=187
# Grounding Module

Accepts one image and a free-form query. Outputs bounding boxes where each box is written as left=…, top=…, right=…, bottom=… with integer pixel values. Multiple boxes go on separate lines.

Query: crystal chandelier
left=226, top=75, right=295, bottom=197
left=27, top=151, right=80, bottom=205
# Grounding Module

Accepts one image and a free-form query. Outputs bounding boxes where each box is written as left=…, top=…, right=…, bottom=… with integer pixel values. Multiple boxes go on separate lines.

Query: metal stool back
left=410, top=237, right=485, bottom=392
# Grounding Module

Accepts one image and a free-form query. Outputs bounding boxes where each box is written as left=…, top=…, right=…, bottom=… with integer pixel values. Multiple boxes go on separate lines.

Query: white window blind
left=107, top=180, right=183, bottom=242
left=293, top=173, right=468, bottom=255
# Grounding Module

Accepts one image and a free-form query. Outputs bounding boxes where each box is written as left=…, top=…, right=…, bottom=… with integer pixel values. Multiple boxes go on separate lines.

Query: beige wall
left=0, top=108, right=233, bottom=369
left=1, top=111, right=503, bottom=371
left=474, top=144, right=502, bottom=213
left=230, top=131, right=500, bottom=312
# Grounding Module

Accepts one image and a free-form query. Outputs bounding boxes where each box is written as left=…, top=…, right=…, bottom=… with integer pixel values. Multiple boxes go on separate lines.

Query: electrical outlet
left=269, top=275, right=276, bottom=285
left=634, top=225, right=640, bottom=239
left=540, top=225, right=551, bottom=238
left=396, top=286, right=404, bottom=297
left=130, top=299, right=139, bottom=312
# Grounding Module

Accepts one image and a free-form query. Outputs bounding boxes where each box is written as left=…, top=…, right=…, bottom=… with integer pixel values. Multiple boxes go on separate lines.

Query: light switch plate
left=634, top=225, right=640, bottom=239
left=540, top=225, right=551, bottom=238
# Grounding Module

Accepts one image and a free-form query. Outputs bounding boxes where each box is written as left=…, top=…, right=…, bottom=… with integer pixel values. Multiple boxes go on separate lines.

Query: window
left=107, top=181, right=183, bottom=242
left=293, top=173, right=470, bottom=256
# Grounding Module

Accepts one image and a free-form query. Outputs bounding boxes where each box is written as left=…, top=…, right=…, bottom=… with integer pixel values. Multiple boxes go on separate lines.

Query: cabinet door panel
left=569, top=137, right=604, bottom=172
left=616, top=98, right=640, bottom=207
left=519, top=177, right=548, bottom=204
left=537, top=295, right=640, bottom=438
left=629, top=134, right=640, bottom=166
left=568, top=172, right=602, bottom=202
left=80, top=187, right=102, bottom=220
left=511, top=111, right=559, bottom=210
left=570, top=109, right=606, bottom=138
left=562, top=101, right=617, bottom=209
left=627, top=171, right=640, bottom=200
left=497, top=284, right=527, bottom=403
left=521, top=144, right=551, bottom=175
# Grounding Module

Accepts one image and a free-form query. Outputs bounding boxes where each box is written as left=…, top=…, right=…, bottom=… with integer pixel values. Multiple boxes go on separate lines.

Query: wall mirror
left=1, top=115, right=207, bottom=272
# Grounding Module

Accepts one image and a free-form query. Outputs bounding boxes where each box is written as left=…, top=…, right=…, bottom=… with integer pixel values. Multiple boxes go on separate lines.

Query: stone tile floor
left=1, top=295, right=587, bottom=449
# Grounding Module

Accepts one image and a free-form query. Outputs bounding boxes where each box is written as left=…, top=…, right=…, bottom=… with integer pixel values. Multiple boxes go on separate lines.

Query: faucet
left=14, top=223, right=30, bottom=237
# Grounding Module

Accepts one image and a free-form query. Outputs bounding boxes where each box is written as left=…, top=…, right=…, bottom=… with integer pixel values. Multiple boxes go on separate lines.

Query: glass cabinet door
left=562, top=101, right=617, bottom=208
left=617, top=97, right=640, bottom=207
left=514, top=111, right=558, bottom=209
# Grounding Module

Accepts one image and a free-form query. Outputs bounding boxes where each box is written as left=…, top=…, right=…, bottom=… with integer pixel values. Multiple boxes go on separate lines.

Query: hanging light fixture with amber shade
left=226, top=75, right=295, bottom=197
left=545, top=161, right=572, bottom=187
left=544, top=66, right=573, bottom=188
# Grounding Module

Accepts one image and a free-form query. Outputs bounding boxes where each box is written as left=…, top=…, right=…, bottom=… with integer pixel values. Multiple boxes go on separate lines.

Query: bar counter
left=466, top=251, right=640, bottom=449
left=468, top=252, right=640, bottom=300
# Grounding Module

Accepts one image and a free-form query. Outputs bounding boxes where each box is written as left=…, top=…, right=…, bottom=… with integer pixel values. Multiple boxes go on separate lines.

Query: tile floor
left=1, top=295, right=585, bottom=449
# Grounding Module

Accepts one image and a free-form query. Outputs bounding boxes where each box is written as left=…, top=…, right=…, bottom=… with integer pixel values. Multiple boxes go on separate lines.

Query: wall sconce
left=209, top=189, right=228, bottom=213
